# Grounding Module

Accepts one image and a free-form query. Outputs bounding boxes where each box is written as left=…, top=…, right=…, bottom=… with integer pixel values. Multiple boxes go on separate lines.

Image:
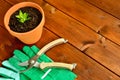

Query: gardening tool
left=19, top=61, right=77, bottom=70
left=0, top=44, right=77, bottom=80
left=19, top=38, right=70, bottom=73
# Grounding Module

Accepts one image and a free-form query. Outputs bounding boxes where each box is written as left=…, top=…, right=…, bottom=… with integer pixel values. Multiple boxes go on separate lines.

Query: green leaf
left=19, top=10, right=23, bottom=17
left=15, top=10, right=31, bottom=23
left=15, top=15, right=20, bottom=18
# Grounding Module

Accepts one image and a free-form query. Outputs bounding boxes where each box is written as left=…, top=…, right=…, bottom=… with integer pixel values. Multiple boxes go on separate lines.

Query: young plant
left=16, top=10, right=31, bottom=23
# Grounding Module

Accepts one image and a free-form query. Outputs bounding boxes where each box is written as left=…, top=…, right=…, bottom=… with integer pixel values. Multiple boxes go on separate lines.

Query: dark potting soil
left=9, top=7, right=42, bottom=33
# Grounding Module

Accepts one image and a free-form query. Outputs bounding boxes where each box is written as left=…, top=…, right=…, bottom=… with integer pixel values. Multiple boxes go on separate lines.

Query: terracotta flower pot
left=4, top=2, right=45, bottom=44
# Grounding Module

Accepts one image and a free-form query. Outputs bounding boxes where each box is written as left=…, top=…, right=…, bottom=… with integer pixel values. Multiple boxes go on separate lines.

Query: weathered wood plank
left=0, top=26, right=14, bottom=60
left=1, top=24, right=120, bottom=79
left=43, top=4, right=98, bottom=47
left=5, top=0, right=42, bottom=5
left=45, top=0, right=120, bottom=46
left=5, top=0, right=120, bottom=76
left=84, top=0, right=120, bottom=19
left=35, top=28, right=120, bottom=80
left=1, top=0, right=120, bottom=79
left=0, top=0, right=12, bottom=27
left=85, top=39, right=120, bottom=75
left=4, top=0, right=98, bottom=48
left=0, top=26, right=24, bottom=61
left=42, top=4, right=120, bottom=76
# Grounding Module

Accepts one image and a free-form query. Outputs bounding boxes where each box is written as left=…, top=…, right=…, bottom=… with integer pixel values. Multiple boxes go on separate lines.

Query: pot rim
left=4, top=2, right=45, bottom=35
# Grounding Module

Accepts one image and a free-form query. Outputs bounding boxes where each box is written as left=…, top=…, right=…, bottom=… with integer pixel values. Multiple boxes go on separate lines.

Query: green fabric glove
left=0, top=78, right=14, bottom=80
left=8, top=45, right=77, bottom=80
left=9, top=50, right=53, bottom=80
left=0, top=67, right=19, bottom=80
left=0, top=60, right=30, bottom=80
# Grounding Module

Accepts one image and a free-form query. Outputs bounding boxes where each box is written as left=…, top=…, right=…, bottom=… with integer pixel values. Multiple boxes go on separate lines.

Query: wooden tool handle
left=37, top=38, right=68, bottom=56
left=40, top=62, right=77, bottom=70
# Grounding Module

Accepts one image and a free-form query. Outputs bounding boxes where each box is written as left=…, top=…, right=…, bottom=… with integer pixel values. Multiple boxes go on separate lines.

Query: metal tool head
left=19, top=61, right=39, bottom=67
left=19, top=61, right=29, bottom=66
left=19, top=55, right=39, bottom=73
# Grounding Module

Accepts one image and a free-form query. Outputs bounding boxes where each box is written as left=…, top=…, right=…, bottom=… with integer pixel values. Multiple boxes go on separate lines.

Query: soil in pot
left=9, top=7, right=42, bottom=33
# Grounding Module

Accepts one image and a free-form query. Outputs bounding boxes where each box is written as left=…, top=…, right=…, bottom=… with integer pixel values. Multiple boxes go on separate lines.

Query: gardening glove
left=9, top=45, right=77, bottom=80
left=8, top=48, right=53, bottom=80
left=0, top=77, right=14, bottom=80
left=0, top=67, right=19, bottom=80
left=0, top=60, right=30, bottom=80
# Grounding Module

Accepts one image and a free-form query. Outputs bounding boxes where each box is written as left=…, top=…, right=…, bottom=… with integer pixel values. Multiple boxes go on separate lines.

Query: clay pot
left=4, top=2, right=45, bottom=44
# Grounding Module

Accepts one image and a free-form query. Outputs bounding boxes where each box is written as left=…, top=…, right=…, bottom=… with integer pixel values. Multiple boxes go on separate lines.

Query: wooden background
left=0, top=0, right=120, bottom=80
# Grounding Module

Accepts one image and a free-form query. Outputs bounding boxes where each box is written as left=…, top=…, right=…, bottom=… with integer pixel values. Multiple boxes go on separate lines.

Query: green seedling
left=16, top=10, right=31, bottom=23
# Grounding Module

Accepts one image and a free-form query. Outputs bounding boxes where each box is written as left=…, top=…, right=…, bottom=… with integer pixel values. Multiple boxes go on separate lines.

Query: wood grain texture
left=5, top=0, right=43, bottom=5
left=45, top=0, right=120, bottom=46
left=44, top=4, right=99, bottom=48
left=84, top=0, right=120, bottom=19
left=6, top=0, right=98, bottom=48
left=42, top=3, right=120, bottom=76
left=5, top=0, right=120, bottom=76
left=0, top=0, right=11, bottom=27
left=0, top=26, right=24, bottom=61
left=85, top=39, right=120, bottom=75
left=0, top=26, right=13, bottom=60
left=35, top=28, right=120, bottom=80
left=2, top=0, right=120, bottom=79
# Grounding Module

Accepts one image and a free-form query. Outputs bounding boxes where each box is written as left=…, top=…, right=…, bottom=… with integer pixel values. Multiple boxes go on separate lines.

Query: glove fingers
left=0, top=67, right=19, bottom=79
left=13, top=50, right=29, bottom=62
left=22, top=46, right=53, bottom=80
left=9, top=57, right=26, bottom=71
left=0, top=78, right=14, bottom=80
left=2, top=60, right=19, bottom=72
left=31, top=45, right=77, bottom=80
left=31, top=45, right=40, bottom=53
left=30, top=45, right=59, bottom=77
left=2, top=60, right=30, bottom=80
left=31, top=45, right=58, bottom=77
left=23, top=46, right=42, bottom=62
left=7, top=45, right=77, bottom=80
left=20, top=45, right=77, bottom=80
left=8, top=56, right=49, bottom=80
left=23, top=46, right=37, bottom=58
left=30, top=45, right=42, bottom=62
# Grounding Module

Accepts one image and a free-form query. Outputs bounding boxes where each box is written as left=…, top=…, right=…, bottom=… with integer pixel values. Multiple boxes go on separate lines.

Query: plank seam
left=45, top=26, right=120, bottom=77
left=4, top=0, right=13, bottom=6
left=84, top=0, right=120, bottom=20
left=44, top=0, right=120, bottom=47
left=5, top=0, right=120, bottom=77
left=0, top=25, right=8, bottom=31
